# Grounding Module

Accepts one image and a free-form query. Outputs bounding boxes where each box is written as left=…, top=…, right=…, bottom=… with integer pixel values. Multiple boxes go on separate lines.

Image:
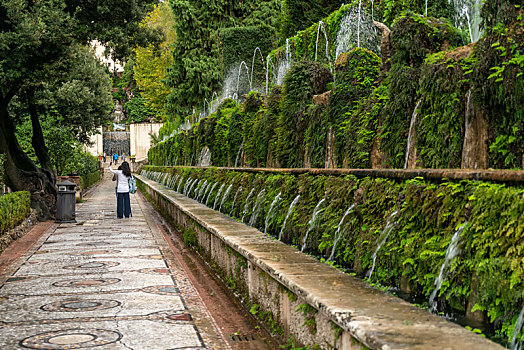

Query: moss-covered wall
left=142, top=165, right=524, bottom=344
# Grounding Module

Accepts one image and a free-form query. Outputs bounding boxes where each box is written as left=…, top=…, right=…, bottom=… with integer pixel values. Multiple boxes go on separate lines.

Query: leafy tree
left=125, top=95, right=156, bottom=123
left=134, top=2, right=176, bottom=119
left=0, top=0, right=154, bottom=218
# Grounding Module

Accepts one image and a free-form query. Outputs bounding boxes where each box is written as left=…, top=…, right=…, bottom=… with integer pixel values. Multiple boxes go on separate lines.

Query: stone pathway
left=0, top=174, right=270, bottom=349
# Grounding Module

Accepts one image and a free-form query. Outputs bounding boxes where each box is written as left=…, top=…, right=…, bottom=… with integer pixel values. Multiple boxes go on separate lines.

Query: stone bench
left=137, top=174, right=503, bottom=350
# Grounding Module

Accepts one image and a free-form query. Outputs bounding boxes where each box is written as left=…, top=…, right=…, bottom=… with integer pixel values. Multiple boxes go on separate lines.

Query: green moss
left=142, top=166, right=524, bottom=343
left=183, top=228, right=197, bottom=247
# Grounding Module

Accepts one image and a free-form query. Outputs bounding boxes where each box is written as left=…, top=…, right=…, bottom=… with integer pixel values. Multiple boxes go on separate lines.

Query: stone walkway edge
left=137, top=174, right=504, bottom=350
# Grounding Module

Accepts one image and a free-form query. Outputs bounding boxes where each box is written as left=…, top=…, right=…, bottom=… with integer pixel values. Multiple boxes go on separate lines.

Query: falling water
left=183, top=177, right=194, bottom=194
left=264, top=192, right=282, bottom=234
left=219, top=183, right=233, bottom=212
left=301, top=198, right=327, bottom=252
left=335, top=5, right=380, bottom=60
left=266, top=55, right=277, bottom=95
left=429, top=223, right=467, bottom=313
left=213, top=184, right=226, bottom=210
left=197, top=147, right=212, bottom=167
left=449, top=0, right=484, bottom=43
left=279, top=195, right=300, bottom=240
left=366, top=210, right=399, bottom=280
left=250, top=47, right=265, bottom=91
left=201, top=181, right=214, bottom=204
left=205, top=182, right=219, bottom=206
left=236, top=61, right=250, bottom=96
left=211, top=91, right=219, bottom=113
left=510, top=306, right=524, bottom=350
left=328, top=204, right=356, bottom=261
left=357, top=0, right=362, bottom=47
left=315, top=21, right=331, bottom=70
left=197, top=180, right=208, bottom=201
left=276, top=39, right=292, bottom=85
left=249, top=189, right=266, bottom=227
left=241, top=188, right=256, bottom=223
left=234, top=142, right=244, bottom=168
left=404, top=99, right=422, bottom=169
left=230, top=186, right=243, bottom=215
left=177, top=176, right=185, bottom=193
left=188, top=179, right=201, bottom=198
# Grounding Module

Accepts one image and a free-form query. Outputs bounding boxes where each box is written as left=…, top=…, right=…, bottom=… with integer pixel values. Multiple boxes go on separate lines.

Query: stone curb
left=159, top=166, right=524, bottom=184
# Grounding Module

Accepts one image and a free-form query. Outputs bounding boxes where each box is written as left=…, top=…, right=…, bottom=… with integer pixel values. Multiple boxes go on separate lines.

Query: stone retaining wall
left=137, top=174, right=503, bottom=350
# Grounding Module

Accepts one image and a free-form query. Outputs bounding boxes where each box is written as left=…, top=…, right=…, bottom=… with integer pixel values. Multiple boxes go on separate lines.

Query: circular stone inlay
left=41, top=299, right=121, bottom=312
left=80, top=249, right=120, bottom=256
left=52, top=278, right=120, bottom=288
left=76, top=242, right=115, bottom=247
left=48, top=334, right=95, bottom=345
left=63, top=261, right=120, bottom=270
left=137, top=268, right=170, bottom=275
left=20, top=329, right=121, bottom=349
left=141, top=285, right=179, bottom=295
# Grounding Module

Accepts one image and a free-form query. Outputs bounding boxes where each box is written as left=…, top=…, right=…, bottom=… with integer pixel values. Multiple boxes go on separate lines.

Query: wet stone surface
left=0, top=174, right=235, bottom=349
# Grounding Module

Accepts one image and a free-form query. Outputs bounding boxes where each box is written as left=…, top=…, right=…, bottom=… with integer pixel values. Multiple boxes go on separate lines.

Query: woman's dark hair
left=121, top=161, right=131, bottom=177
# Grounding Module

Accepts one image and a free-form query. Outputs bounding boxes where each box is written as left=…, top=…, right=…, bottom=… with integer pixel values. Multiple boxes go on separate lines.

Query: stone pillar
left=462, top=90, right=488, bottom=169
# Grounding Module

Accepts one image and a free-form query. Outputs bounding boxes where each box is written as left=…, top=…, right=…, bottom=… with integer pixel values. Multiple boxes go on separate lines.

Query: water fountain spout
left=265, top=192, right=282, bottom=234
left=429, top=223, right=467, bottom=313
left=404, top=99, right=422, bottom=169
left=366, top=210, right=399, bottom=280
left=250, top=47, right=265, bottom=92
left=279, top=195, right=300, bottom=240
left=328, top=204, right=356, bottom=261
left=301, top=198, right=327, bottom=252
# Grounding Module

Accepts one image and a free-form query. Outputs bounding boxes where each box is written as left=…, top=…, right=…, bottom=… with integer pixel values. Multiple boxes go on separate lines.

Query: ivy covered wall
left=153, top=0, right=523, bottom=171
left=141, top=166, right=524, bottom=344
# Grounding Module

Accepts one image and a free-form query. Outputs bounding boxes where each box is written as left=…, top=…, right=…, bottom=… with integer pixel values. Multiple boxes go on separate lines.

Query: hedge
left=0, top=191, right=31, bottom=234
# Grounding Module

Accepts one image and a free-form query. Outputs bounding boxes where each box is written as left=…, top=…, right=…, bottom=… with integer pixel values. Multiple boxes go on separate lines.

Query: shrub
left=0, top=192, right=31, bottom=234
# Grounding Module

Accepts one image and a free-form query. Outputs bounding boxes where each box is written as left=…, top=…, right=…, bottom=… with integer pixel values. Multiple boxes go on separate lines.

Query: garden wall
left=137, top=168, right=510, bottom=349
left=140, top=165, right=524, bottom=346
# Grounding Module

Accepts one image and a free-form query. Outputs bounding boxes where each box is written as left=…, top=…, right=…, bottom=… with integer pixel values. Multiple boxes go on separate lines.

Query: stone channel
left=137, top=172, right=505, bottom=350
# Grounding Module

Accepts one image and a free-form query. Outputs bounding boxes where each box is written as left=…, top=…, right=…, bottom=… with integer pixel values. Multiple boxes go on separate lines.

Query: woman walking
left=108, top=161, right=132, bottom=218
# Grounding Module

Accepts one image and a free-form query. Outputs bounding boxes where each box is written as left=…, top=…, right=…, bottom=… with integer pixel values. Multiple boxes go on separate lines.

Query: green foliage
left=416, top=51, right=471, bottom=168
left=330, top=48, right=381, bottom=167
left=183, top=228, right=197, bottom=247
left=276, top=61, right=332, bottom=168
left=381, top=13, right=464, bottom=168
left=142, top=166, right=524, bottom=343
left=125, top=95, right=157, bottom=123
left=164, top=0, right=281, bottom=115
left=296, top=303, right=318, bottom=334
left=279, top=0, right=345, bottom=43
left=134, top=2, right=176, bottom=120
left=470, top=5, right=524, bottom=168
left=218, top=25, right=276, bottom=76
left=0, top=191, right=31, bottom=234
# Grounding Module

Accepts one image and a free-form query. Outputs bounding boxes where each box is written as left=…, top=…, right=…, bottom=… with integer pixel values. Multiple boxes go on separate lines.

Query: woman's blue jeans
left=117, top=192, right=131, bottom=218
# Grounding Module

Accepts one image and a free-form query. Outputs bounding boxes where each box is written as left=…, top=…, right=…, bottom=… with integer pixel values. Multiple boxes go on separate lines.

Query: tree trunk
left=0, top=92, right=57, bottom=220
left=27, top=88, right=56, bottom=184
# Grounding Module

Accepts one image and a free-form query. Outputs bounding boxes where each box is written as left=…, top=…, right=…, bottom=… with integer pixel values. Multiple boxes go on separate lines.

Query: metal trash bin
left=56, top=180, right=76, bottom=223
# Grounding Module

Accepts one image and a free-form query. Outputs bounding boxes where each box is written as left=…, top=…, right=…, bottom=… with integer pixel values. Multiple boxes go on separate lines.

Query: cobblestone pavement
left=0, top=174, right=269, bottom=349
